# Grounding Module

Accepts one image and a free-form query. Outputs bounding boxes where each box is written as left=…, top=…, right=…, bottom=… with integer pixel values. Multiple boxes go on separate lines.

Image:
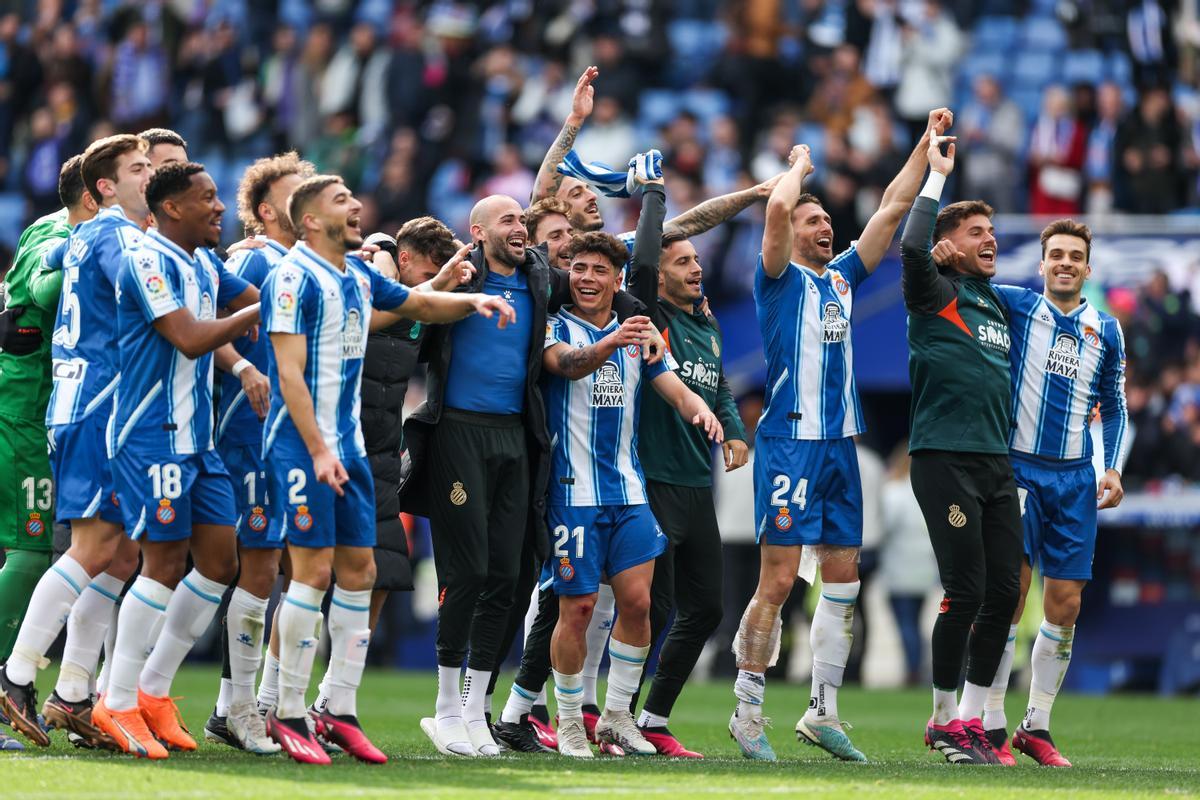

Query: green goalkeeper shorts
left=0, top=412, right=54, bottom=552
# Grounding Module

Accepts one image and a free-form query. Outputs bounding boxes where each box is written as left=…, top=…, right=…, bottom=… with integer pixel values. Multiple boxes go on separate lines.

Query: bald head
left=470, top=194, right=528, bottom=271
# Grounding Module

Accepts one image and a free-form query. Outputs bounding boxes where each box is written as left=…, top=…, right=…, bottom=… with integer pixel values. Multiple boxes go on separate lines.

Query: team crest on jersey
left=711, top=335, right=720, bottom=357
left=1045, top=333, right=1080, bottom=379
left=833, top=274, right=850, bottom=295
left=25, top=512, right=44, bottom=537
left=342, top=308, right=365, bottom=359
left=821, top=302, right=848, bottom=343
left=624, top=343, right=640, bottom=359
left=774, top=506, right=793, bottom=531
left=591, top=363, right=625, bottom=407
left=558, top=558, right=575, bottom=581
left=1083, top=326, right=1100, bottom=348
left=947, top=504, right=966, bottom=528
left=294, top=504, right=313, bottom=531
left=248, top=507, right=267, bottom=532
left=450, top=481, right=468, bottom=506
left=156, top=498, right=175, bottom=525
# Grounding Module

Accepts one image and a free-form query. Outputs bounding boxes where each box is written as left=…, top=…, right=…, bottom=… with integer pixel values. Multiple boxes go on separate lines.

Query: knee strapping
left=811, top=545, right=860, bottom=565
left=733, top=598, right=782, bottom=668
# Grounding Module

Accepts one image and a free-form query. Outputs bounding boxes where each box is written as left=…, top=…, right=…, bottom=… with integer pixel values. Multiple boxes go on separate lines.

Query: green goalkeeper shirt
left=0, top=208, right=70, bottom=421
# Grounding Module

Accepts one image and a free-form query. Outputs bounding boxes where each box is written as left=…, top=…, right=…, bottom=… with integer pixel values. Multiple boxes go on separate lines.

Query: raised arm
left=761, top=145, right=814, bottom=278
left=900, top=133, right=958, bottom=314
left=856, top=109, right=953, bottom=271
left=650, top=370, right=724, bottom=443
left=370, top=289, right=515, bottom=332
left=625, top=179, right=667, bottom=309
left=542, top=315, right=654, bottom=380
left=657, top=173, right=782, bottom=241
left=531, top=66, right=598, bottom=203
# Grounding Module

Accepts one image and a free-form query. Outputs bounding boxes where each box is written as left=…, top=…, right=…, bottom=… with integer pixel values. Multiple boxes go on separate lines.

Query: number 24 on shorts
left=770, top=474, right=808, bottom=510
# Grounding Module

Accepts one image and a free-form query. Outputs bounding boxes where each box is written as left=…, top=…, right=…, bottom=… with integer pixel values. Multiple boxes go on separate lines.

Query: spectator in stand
left=261, top=25, right=301, bottom=153
left=574, top=96, right=636, bottom=172
left=480, top=143, right=534, bottom=201
left=1126, top=0, right=1176, bottom=86
left=894, top=0, right=962, bottom=142
left=879, top=443, right=938, bottom=686
left=307, top=110, right=365, bottom=190
left=21, top=108, right=64, bottom=219
left=959, top=75, right=1025, bottom=213
left=1139, top=270, right=1200, bottom=369
left=108, top=18, right=168, bottom=131
left=320, top=21, right=390, bottom=144
left=376, top=155, right=427, bottom=235
left=804, top=44, right=877, bottom=139
left=705, top=115, right=745, bottom=196
left=862, top=0, right=904, bottom=100
left=1115, top=84, right=1187, bottom=213
left=1028, top=85, right=1087, bottom=215
left=288, top=22, right=334, bottom=151
left=1085, top=82, right=1127, bottom=213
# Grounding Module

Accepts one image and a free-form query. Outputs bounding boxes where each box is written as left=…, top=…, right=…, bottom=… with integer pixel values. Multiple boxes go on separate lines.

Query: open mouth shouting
left=978, top=245, right=996, bottom=267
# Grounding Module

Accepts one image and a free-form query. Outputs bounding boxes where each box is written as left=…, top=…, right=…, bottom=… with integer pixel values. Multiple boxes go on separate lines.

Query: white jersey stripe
left=116, top=381, right=163, bottom=450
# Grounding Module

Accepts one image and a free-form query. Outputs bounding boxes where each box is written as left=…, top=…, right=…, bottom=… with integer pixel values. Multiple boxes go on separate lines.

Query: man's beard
left=324, top=220, right=358, bottom=252
left=571, top=212, right=604, bottom=232
left=487, top=231, right=524, bottom=268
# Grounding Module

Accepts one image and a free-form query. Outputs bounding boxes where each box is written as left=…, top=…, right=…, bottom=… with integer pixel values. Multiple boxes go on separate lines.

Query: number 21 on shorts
left=770, top=474, right=808, bottom=531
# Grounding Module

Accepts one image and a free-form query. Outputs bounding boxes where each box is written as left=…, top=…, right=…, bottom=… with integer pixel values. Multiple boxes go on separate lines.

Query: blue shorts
left=547, top=503, right=666, bottom=596
left=265, top=443, right=375, bottom=549
left=1012, top=452, right=1097, bottom=580
left=753, top=434, right=862, bottom=547
left=49, top=413, right=121, bottom=525
left=113, top=448, right=237, bottom=542
left=218, top=442, right=278, bottom=550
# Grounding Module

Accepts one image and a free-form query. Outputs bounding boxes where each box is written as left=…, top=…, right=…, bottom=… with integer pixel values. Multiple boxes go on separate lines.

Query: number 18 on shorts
left=547, top=504, right=667, bottom=596
left=113, top=449, right=237, bottom=541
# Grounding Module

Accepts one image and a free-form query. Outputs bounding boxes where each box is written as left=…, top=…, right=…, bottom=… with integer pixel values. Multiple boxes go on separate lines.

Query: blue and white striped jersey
left=261, top=243, right=411, bottom=461
left=542, top=308, right=675, bottom=506
left=111, top=229, right=249, bottom=456
left=754, top=247, right=869, bottom=440
left=998, top=286, right=1130, bottom=471
left=46, top=206, right=145, bottom=427
left=216, top=238, right=289, bottom=447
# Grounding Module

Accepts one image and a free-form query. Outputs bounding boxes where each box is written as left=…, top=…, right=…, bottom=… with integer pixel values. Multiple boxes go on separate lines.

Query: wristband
left=232, top=358, right=252, bottom=377
left=920, top=170, right=947, bottom=201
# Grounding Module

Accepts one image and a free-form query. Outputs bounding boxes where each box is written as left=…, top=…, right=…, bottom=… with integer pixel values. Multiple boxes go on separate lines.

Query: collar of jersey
left=558, top=305, right=618, bottom=332
left=146, top=227, right=198, bottom=265
left=1041, top=294, right=1089, bottom=319
left=791, top=259, right=835, bottom=280
left=98, top=204, right=137, bottom=227
left=255, top=236, right=291, bottom=258
left=294, top=242, right=358, bottom=277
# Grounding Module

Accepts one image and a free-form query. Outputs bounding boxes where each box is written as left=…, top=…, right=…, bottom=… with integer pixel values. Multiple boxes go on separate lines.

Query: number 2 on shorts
left=770, top=474, right=808, bottom=510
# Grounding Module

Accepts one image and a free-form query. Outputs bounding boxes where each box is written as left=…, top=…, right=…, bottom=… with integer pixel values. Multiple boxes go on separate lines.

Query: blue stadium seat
left=1020, top=16, right=1067, bottom=50
left=794, top=123, right=827, bottom=168
left=1062, top=50, right=1105, bottom=83
left=1107, top=51, right=1134, bottom=84
left=640, top=89, right=683, bottom=131
left=960, top=52, right=1008, bottom=83
left=1013, top=51, right=1057, bottom=88
left=972, top=16, right=1019, bottom=49
left=665, top=20, right=728, bottom=88
left=681, top=89, right=730, bottom=122
left=1011, top=86, right=1046, bottom=121
left=0, top=193, right=26, bottom=250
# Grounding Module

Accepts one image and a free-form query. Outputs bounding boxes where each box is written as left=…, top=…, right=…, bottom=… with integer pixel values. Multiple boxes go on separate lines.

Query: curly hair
left=564, top=231, right=629, bottom=271
left=395, top=216, right=457, bottom=265
left=236, top=152, right=315, bottom=234
left=525, top=197, right=572, bottom=243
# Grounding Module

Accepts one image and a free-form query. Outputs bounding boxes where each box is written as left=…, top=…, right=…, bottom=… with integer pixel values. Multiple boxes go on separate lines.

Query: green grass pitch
left=4, top=666, right=1198, bottom=799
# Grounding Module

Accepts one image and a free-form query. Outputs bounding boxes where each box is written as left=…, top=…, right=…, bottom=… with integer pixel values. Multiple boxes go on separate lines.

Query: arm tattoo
left=533, top=122, right=581, bottom=203
left=664, top=187, right=759, bottom=238
left=556, top=342, right=611, bottom=379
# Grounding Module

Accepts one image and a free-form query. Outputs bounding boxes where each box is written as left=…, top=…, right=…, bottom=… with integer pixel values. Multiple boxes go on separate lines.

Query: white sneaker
left=556, top=717, right=593, bottom=758
left=420, top=715, right=476, bottom=757
left=467, top=718, right=500, bottom=757
left=595, top=709, right=656, bottom=755
left=228, top=700, right=281, bottom=755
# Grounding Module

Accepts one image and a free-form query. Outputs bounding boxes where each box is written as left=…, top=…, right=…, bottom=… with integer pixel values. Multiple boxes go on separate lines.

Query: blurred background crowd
left=1, top=0, right=1199, bottom=690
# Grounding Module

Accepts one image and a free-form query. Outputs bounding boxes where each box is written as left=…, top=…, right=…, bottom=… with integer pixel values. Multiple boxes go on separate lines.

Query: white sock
left=536, top=688, right=547, bottom=706
left=806, top=580, right=859, bottom=723
left=484, top=692, right=493, bottom=717
left=603, top=638, right=649, bottom=715
left=313, top=668, right=331, bottom=714
left=106, top=577, right=172, bottom=711
left=957, top=681, right=989, bottom=722
left=276, top=582, right=324, bottom=719
left=325, top=586, right=371, bottom=717
left=6, top=555, right=88, bottom=685
left=984, top=624, right=1018, bottom=731
left=932, top=687, right=958, bottom=726
left=257, top=650, right=280, bottom=710
left=637, top=709, right=668, bottom=728
left=1024, top=620, right=1074, bottom=732
left=216, top=678, right=233, bottom=717
left=139, top=570, right=228, bottom=698
left=227, top=588, right=270, bottom=707
left=57, top=572, right=124, bottom=702
left=500, top=681, right=539, bottom=724
left=461, top=667, right=491, bottom=723
left=435, top=664, right=461, bottom=720
left=553, top=670, right=584, bottom=720
left=581, top=584, right=615, bottom=707
left=96, top=603, right=119, bottom=696
left=734, top=670, right=765, bottom=720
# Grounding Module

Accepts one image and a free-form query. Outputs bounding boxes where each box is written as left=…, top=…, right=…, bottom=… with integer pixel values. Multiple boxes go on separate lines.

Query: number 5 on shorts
left=770, top=474, right=808, bottom=510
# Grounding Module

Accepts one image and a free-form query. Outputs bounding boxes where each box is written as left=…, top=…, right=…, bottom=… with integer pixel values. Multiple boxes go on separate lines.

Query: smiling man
left=933, top=220, right=1129, bottom=766
left=899, top=132, right=1023, bottom=766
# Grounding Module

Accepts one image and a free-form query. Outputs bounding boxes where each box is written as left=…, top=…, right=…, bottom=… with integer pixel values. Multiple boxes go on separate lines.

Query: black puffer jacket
left=360, top=316, right=424, bottom=591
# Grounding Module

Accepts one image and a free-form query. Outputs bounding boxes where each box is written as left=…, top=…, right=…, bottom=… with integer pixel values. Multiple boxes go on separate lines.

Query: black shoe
left=492, top=716, right=555, bottom=753
left=204, top=707, right=242, bottom=749
left=0, top=665, right=49, bottom=747
left=962, top=718, right=1000, bottom=764
left=924, top=718, right=990, bottom=765
left=530, top=703, right=551, bottom=726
